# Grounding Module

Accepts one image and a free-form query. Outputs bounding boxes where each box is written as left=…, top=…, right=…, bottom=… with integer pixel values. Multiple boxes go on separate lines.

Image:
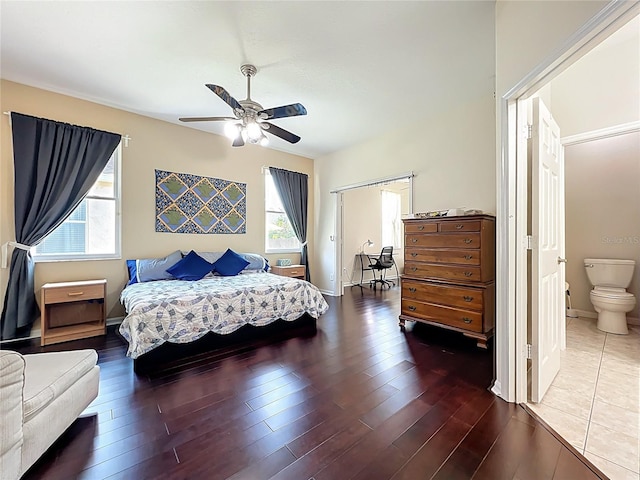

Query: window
left=265, top=170, right=300, bottom=252
left=34, top=146, right=121, bottom=261
left=381, top=190, right=402, bottom=248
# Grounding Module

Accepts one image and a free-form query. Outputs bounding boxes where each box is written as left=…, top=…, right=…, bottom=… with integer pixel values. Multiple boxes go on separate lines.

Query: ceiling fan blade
left=232, top=135, right=245, bottom=147
left=263, top=122, right=301, bottom=144
left=258, top=103, right=307, bottom=120
left=205, top=84, right=243, bottom=111
left=179, top=116, right=235, bottom=122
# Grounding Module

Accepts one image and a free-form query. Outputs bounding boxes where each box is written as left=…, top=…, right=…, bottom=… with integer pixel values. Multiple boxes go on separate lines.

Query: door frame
left=496, top=1, right=639, bottom=403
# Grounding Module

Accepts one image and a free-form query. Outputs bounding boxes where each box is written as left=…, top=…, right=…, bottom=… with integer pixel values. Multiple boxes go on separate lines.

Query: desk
left=352, top=253, right=376, bottom=288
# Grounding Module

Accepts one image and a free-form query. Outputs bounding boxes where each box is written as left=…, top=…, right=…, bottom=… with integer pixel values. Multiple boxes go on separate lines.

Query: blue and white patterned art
left=155, top=169, right=246, bottom=234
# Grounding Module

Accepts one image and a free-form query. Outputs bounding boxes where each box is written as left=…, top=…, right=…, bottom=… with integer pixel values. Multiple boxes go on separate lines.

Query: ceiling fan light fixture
left=246, top=121, right=262, bottom=141
left=224, top=122, right=241, bottom=140
left=179, top=64, right=306, bottom=147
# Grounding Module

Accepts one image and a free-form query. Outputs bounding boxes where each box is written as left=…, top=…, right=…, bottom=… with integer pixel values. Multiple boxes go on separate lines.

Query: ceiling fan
left=179, top=64, right=307, bottom=147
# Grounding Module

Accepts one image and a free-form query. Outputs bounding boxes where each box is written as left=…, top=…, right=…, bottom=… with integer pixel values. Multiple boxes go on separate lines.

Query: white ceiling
left=0, top=1, right=495, bottom=159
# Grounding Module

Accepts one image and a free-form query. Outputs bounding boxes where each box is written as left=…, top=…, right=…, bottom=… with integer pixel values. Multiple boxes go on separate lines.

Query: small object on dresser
left=276, top=258, right=292, bottom=266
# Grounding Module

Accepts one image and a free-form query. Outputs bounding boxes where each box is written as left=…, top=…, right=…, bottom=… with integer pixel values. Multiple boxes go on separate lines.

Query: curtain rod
left=3, top=111, right=131, bottom=147
left=330, top=171, right=415, bottom=193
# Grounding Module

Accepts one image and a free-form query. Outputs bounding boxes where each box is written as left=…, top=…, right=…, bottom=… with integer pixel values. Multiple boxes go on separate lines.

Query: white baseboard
left=107, top=316, right=124, bottom=326
left=490, top=380, right=502, bottom=398
left=571, top=309, right=640, bottom=326
left=1, top=316, right=124, bottom=344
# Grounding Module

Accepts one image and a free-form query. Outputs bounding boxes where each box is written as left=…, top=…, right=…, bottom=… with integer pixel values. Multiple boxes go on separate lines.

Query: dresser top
left=403, top=214, right=495, bottom=223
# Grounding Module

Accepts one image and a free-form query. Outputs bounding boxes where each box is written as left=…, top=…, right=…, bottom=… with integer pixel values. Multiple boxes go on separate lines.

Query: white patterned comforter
left=119, top=273, right=329, bottom=359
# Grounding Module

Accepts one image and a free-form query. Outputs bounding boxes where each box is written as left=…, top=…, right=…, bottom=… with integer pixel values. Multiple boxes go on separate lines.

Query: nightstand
left=271, top=265, right=306, bottom=280
left=40, top=279, right=107, bottom=346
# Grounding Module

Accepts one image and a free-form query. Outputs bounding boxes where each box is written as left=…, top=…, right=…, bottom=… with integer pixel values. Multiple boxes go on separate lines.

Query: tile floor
left=528, top=317, right=640, bottom=480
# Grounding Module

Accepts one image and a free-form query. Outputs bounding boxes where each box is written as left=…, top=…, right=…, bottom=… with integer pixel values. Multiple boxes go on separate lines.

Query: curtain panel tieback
left=300, top=241, right=308, bottom=247
left=1, top=241, right=32, bottom=269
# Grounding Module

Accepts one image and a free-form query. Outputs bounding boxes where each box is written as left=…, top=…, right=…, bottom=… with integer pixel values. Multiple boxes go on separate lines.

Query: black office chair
left=368, top=246, right=396, bottom=289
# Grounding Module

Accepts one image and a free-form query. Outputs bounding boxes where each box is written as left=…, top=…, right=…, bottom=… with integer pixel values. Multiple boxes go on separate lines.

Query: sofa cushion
left=22, top=349, right=98, bottom=423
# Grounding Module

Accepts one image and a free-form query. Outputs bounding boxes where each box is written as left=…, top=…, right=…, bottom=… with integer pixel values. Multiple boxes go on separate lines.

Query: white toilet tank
left=584, top=258, right=636, bottom=288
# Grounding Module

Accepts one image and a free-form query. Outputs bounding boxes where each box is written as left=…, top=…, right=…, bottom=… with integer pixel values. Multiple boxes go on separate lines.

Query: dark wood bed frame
left=129, top=314, right=317, bottom=375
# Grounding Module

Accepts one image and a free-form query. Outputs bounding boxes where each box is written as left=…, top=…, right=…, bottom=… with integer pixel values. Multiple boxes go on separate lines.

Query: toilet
left=584, top=258, right=636, bottom=334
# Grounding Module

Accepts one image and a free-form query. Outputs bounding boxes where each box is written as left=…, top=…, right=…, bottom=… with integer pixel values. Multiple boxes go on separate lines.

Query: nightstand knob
left=464, top=272, right=473, bottom=277
left=408, top=305, right=417, bottom=312
left=463, top=238, right=472, bottom=244
left=462, top=317, right=472, bottom=324
left=408, top=287, right=416, bottom=293
left=463, top=296, right=473, bottom=302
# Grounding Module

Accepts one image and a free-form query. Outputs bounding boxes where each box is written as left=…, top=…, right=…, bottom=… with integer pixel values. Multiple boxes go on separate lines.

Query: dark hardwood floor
left=10, top=286, right=606, bottom=480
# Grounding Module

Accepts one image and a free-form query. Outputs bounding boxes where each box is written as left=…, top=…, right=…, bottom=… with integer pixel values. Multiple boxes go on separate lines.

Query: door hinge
left=525, top=235, right=534, bottom=250
left=526, top=124, right=533, bottom=139
left=526, top=344, right=533, bottom=359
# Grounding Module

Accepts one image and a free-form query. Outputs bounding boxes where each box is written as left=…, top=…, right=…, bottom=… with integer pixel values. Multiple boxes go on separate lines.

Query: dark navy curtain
left=269, top=167, right=310, bottom=282
left=1, top=113, right=120, bottom=340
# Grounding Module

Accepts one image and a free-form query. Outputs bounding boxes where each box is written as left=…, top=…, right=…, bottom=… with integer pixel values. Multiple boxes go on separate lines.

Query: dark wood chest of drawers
left=400, top=215, right=495, bottom=348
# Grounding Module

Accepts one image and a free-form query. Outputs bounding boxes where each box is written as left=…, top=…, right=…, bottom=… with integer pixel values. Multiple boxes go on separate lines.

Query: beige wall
left=565, top=133, right=640, bottom=318
left=314, top=94, right=497, bottom=293
left=0, top=80, right=313, bottom=332
left=549, top=27, right=639, bottom=136
left=495, top=1, right=610, bottom=97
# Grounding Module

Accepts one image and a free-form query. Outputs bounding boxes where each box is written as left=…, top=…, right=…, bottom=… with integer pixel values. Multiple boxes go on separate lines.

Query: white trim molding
left=561, top=121, right=640, bottom=146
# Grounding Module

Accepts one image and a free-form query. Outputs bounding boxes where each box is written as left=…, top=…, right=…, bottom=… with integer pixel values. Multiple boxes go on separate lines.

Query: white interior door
left=531, top=97, right=565, bottom=403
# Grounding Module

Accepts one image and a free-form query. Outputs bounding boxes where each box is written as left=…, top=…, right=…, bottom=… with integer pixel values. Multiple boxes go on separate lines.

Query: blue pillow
left=126, top=259, right=138, bottom=285
left=126, top=250, right=182, bottom=285
left=213, top=248, right=250, bottom=276
left=166, top=250, right=214, bottom=281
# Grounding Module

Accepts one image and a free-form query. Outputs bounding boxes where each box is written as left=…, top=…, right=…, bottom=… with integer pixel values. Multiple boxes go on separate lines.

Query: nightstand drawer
left=271, top=265, right=306, bottom=279
left=43, top=283, right=105, bottom=304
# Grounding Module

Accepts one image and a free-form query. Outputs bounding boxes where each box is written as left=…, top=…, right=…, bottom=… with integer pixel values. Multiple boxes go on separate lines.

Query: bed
left=119, top=269, right=329, bottom=370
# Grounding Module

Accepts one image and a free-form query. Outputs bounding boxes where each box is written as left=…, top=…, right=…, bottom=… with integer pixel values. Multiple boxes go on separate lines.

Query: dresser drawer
left=401, top=299, right=483, bottom=333
left=404, top=262, right=481, bottom=282
left=438, top=220, right=481, bottom=232
left=405, top=232, right=480, bottom=249
left=404, top=222, right=438, bottom=234
left=402, top=280, right=483, bottom=310
left=43, top=283, right=105, bottom=304
left=405, top=248, right=480, bottom=266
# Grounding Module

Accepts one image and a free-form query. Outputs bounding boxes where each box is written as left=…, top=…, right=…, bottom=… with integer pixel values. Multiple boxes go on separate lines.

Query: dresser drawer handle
left=464, top=255, right=473, bottom=260
left=410, top=267, right=417, bottom=272
left=408, top=305, right=417, bottom=312
left=411, top=252, right=418, bottom=257
left=462, top=317, right=472, bottom=324
left=411, top=238, right=418, bottom=243
left=418, top=225, right=424, bottom=231
left=463, top=296, right=474, bottom=302
left=463, top=238, right=473, bottom=244
left=67, top=291, right=84, bottom=296
left=455, top=224, right=464, bottom=229
left=464, top=272, right=473, bottom=277
left=408, top=287, right=417, bottom=293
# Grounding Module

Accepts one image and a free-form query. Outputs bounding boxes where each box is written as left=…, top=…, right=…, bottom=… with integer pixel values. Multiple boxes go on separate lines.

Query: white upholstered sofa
left=0, top=349, right=99, bottom=479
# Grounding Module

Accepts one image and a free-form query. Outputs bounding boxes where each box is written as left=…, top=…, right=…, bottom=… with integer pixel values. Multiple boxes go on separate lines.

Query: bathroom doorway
left=520, top=15, right=640, bottom=477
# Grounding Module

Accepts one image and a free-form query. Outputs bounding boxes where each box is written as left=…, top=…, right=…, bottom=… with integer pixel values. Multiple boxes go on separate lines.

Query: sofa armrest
left=0, top=350, right=25, bottom=480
